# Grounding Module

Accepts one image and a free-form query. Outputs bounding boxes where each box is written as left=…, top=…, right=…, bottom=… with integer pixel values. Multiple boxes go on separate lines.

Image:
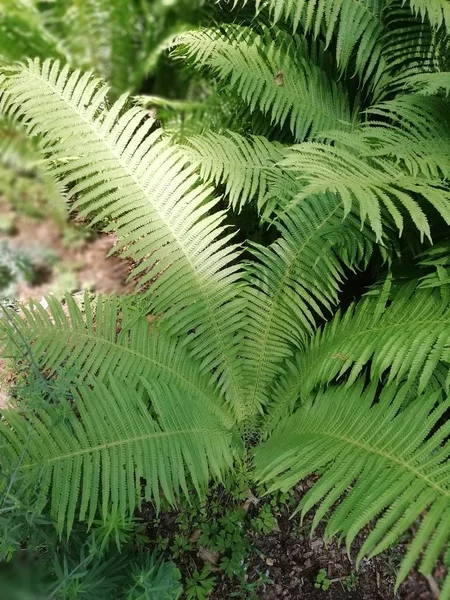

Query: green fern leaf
left=295, top=280, right=450, bottom=396
left=172, top=25, right=354, bottom=141
left=242, top=192, right=376, bottom=413
left=0, top=294, right=233, bottom=427
left=281, top=136, right=450, bottom=240
left=371, top=4, right=447, bottom=98
left=254, top=382, right=450, bottom=591
left=359, top=96, right=450, bottom=180
left=237, top=0, right=384, bottom=78
left=405, top=71, right=450, bottom=95
left=0, top=377, right=237, bottom=534
left=0, top=59, right=247, bottom=418
left=408, top=0, right=450, bottom=32
left=182, top=131, right=285, bottom=212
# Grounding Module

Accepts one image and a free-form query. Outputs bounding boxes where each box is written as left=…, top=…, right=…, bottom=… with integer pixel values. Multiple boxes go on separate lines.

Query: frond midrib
left=25, top=67, right=246, bottom=413
left=247, top=201, right=342, bottom=407
left=22, top=427, right=230, bottom=467
left=317, top=428, right=450, bottom=499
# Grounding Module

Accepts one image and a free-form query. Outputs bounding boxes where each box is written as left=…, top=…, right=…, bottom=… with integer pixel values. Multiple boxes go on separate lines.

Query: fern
left=371, top=3, right=448, bottom=99
left=242, top=193, right=377, bottom=413
left=0, top=377, right=236, bottom=534
left=254, top=381, right=450, bottom=592
left=235, top=0, right=384, bottom=78
left=408, top=0, right=450, bottom=32
left=404, top=71, right=450, bottom=95
left=0, top=59, right=247, bottom=417
left=281, top=130, right=450, bottom=240
left=358, top=96, right=450, bottom=179
left=0, top=294, right=232, bottom=426
left=173, top=25, right=355, bottom=141
left=182, top=131, right=285, bottom=212
left=2, top=12, right=450, bottom=592
left=295, top=279, right=450, bottom=397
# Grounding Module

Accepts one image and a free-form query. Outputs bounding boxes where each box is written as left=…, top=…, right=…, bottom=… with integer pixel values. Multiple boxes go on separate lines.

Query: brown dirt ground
left=0, top=200, right=134, bottom=300
left=142, top=482, right=443, bottom=600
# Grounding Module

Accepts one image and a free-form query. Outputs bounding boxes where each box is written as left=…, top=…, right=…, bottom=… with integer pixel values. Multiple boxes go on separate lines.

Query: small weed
left=251, top=504, right=277, bottom=535
left=185, top=565, right=216, bottom=600
left=315, top=568, right=331, bottom=591
left=170, top=534, right=192, bottom=558
left=343, top=572, right=359, bottom=591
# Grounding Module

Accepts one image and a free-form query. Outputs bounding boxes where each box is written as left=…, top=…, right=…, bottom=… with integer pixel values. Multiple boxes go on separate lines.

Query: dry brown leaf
left=189, top=529, right=201, bottom=543
left=198, top=546, right=220, bottom=566
left=274, top=70, right=284, bottom=86
left=242, top=489, right=259, bottom=511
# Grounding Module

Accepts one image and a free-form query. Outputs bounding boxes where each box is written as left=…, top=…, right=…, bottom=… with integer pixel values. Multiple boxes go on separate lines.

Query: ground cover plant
left=1, top=0, right=450, bottom=597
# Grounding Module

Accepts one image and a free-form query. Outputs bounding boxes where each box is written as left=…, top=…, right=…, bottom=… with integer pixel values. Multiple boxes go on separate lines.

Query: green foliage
left=251, top=504, right=277, bottom=534
left=254, top=382, right=450, bottom=591
left=0, top=241, right=35, bottom=298
left=182, top=131, right=285, bottom=213
left=315, top=568, right=331, bottom=591
left=1, top=0, right=450, bottom=597
left=185, top=565, right=216, bottom=600
left=127, top=553, right=182, bottom=600
left=173, top=25, right=355, bottom=141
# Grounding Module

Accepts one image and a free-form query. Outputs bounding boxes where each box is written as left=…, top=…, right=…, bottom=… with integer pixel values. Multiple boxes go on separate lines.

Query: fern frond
left=172, top=25, right=354, bottom=141
left=0, top=377, right=237, bottom=534
left=0, top=59, right=246, bottom=418
left=404, top=71, right=450, bottom=95
left=418, top=243, right=450, bottom=289
left=371, top=3, right=448, bottom=99
left=407, top=0, right=450, bottom=32
left=254, top=382, right=450, bottom=592
left=0, top=294, right=233, bottom=427
left=241, top=193, right=377, bottom=413
left=182, top=131, right=285, bottom=212
left=281, top=136, right=450, bottom=240
left=295, top=280, right=450, bottom=396
left=358, top=96, right=450, bottom=180
left=237, top=0, right=384, bottom=78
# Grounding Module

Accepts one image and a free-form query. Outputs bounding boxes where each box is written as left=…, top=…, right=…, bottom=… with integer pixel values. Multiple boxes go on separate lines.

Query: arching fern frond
left=408, top=0, right=450, bottom=32
left=0, top=59, right=246, bottom=418
left=0, top=377, right=237, bottom=534
left=281, top=135, right=450, bottom=240
left=359, top=96, right=450, bottom=180
left=172, top=25, right=355, bottom=141
left=241, top=193, right=377, bottom=414
left=404, top=71, right=450, bottom=95
left=254, top=381, right=450, bottom=592
left=368, top=1, right=450, bottom=99
left=0, top=294, right=233, bottom=427
left=182, top=131, right=285, bottom=212
left=295, top=280, right=450, bottom=396
left=236, top=0, right=384, bottom=79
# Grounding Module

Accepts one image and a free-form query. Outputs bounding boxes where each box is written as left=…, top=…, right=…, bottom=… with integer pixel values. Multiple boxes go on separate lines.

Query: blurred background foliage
left=0, top=0, right=217, bottom=305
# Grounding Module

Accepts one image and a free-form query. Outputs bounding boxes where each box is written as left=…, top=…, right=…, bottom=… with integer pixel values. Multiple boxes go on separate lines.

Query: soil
left=0, top=200, right=134, bottom=408
left=0, top=200, right=134, bottom=300
left=141, top=482, right=443, bottom=600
